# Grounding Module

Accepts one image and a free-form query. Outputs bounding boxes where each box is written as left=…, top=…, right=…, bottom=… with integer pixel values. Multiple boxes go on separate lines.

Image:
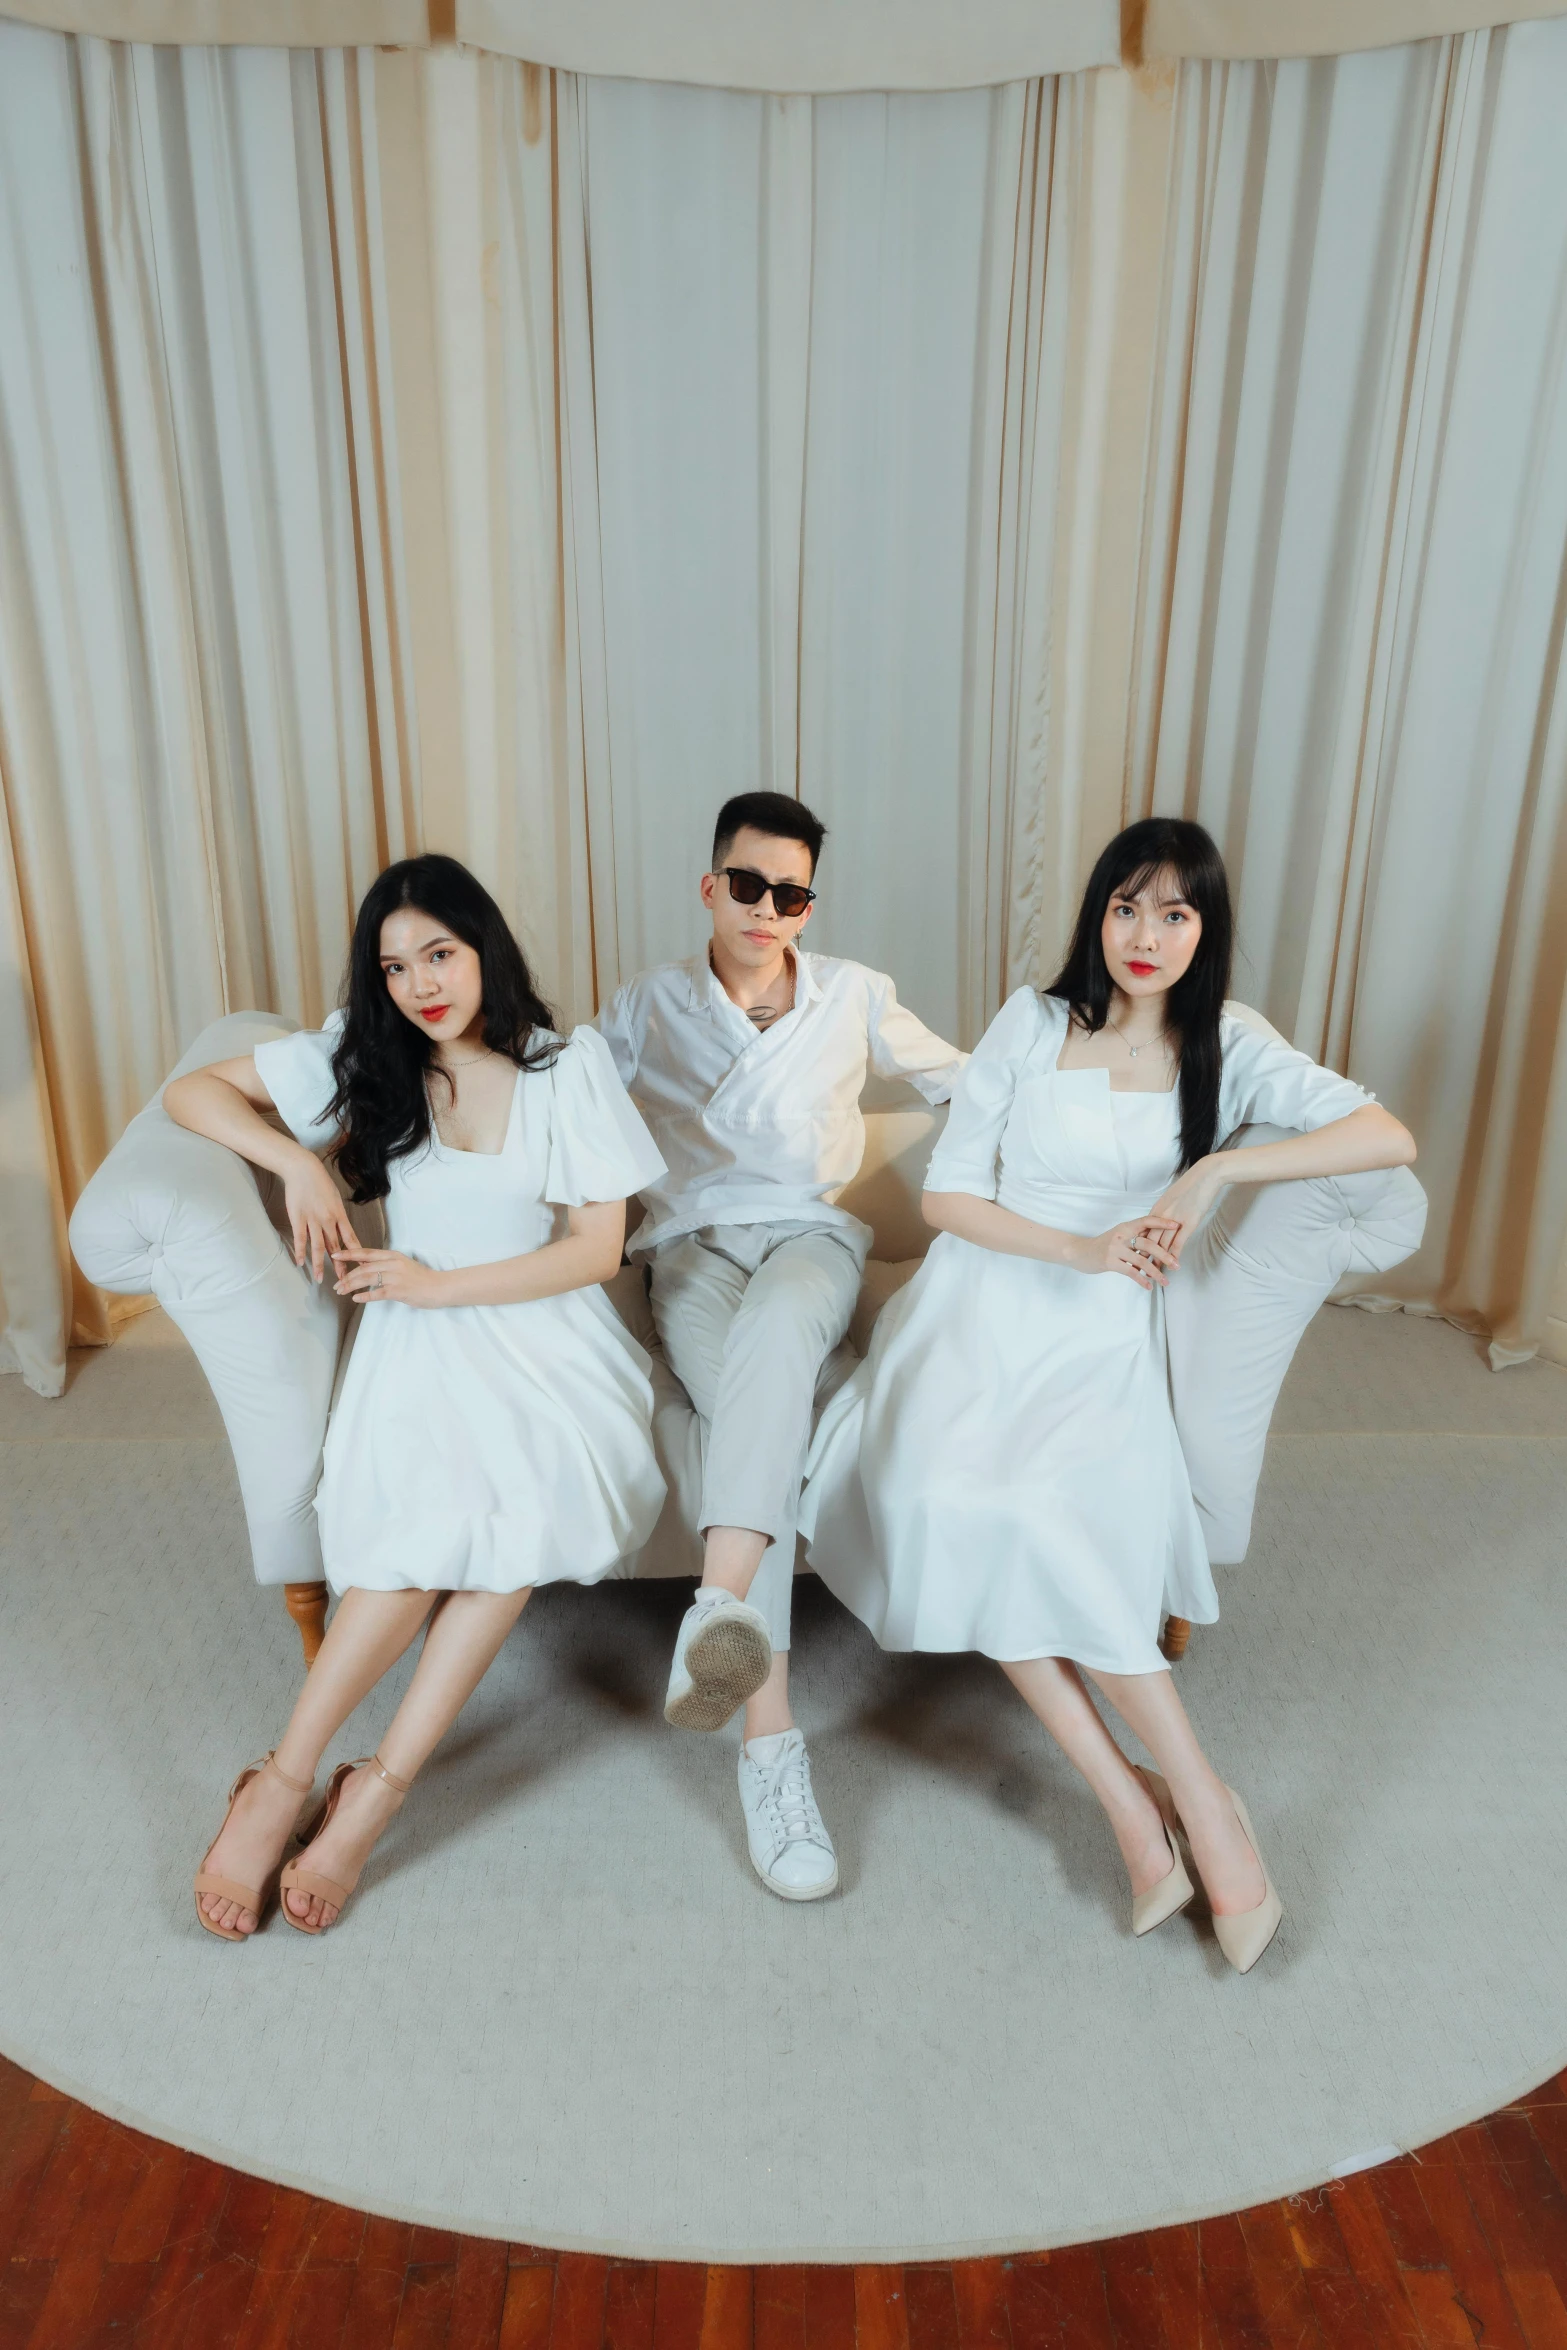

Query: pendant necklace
left=1106, top=1013, right=1164, bottom=1062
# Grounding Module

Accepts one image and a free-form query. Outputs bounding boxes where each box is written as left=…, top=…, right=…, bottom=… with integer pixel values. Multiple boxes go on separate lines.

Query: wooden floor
left=4, top=2054, right=1567, bottom=2349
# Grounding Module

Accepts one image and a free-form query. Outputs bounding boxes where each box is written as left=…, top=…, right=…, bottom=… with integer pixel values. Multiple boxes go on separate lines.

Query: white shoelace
left=762, top=1745, right=828, bottom=1852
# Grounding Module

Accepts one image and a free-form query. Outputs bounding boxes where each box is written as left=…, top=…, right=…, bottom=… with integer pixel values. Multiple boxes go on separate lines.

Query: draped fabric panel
left=1130, top=25, right=1567, bottom=1362
left=457, top=0, right=1119, bottom=92
left=0, top=29, right=417, bottom=1381
left=3, top=15, right=1567, bottom=1395
left=1144, top=0, right=1567, bottom=61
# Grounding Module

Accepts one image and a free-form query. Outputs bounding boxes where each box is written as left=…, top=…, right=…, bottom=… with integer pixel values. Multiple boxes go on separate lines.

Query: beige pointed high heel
left=193, top=1751, right=315, bottom=1942
left=279, top=1753, right=412, bottom=1934
left=1130, top=1765, right=1196, bottom=1937
left=1211, top=1787, right=1284, bottom=1974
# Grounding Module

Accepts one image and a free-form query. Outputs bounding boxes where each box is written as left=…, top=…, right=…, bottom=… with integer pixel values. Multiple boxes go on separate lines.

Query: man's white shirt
left=596, top=950, right=966, bottom=1261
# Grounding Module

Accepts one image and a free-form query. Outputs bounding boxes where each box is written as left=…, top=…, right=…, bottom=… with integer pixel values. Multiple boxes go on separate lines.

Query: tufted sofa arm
left=1164, top=1128, right=1427, bottom=1566
left=69, top=1013, right=350, bottom=1591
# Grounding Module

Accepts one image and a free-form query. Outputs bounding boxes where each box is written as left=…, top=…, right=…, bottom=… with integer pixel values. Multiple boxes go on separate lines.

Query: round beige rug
left=0, top=1306, right=1562, bottom=2260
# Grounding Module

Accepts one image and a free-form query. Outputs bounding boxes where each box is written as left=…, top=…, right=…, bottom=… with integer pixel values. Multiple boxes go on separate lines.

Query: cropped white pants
left=648, top=1222, right=862, bottom=1651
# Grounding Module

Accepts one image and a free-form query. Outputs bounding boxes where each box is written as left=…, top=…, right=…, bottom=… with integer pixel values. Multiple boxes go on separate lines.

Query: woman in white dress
left=800, top=819, right=1416, bottom=1972
left=167, top=855, right=667, bottom=1940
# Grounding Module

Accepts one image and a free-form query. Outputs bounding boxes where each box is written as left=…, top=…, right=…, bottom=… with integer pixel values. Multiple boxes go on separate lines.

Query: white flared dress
left=254, top=1018, right=669, bottom=1598
left=799, top=988, right=1372, bottom=1675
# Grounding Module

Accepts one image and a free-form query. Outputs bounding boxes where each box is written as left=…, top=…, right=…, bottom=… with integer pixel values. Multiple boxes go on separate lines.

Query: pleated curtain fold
left=2, top=14, right=1567, bottom=1395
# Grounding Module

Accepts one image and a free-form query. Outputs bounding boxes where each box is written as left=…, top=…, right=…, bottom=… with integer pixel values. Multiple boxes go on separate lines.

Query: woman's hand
left=1071, top=1219, right=1181, bottom=1289
left=1141, top=1156, right=1227, bottom=1262
left=283, top=1152, right=360, bottom=1283
left=331, top=1248, right=450, bottom=1309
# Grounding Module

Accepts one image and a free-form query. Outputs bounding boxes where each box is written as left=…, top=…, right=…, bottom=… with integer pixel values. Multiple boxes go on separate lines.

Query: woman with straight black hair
left=167, top=854, right=667, bottom=1940
left=800, top=818, right=1416, bottom=1971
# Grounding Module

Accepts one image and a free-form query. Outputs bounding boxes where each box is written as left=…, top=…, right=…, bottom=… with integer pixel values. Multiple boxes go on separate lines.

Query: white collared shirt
left=597, top=950, right=966, bottom=1259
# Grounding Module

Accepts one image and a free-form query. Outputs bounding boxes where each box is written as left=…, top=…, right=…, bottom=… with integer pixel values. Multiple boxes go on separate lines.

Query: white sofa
left=68, top=1006, right=1427, bottom=1658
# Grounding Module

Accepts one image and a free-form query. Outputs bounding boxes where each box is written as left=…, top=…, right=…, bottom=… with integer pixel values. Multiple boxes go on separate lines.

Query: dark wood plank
left=1007, top=2247, right=1114, bottom=2350
left=1505, top=2271, right=1567, bottom=2350
left=1195, top=2214, right=1270, bottom=2350
left=130, top=2150, right=232, bottom=2347
left=1233, top=2199, right=1323, bottom=2349
left=1098, top=2233, right=1174, bottom=2350
left=450, top=2237, right=509, bottom=2348
left=14, top=2105, right=117, bottom=2260
left=336, top=2214, right=415, bottom=2350
left=389, top=2262, right=455, bottom=2350
left=854, top=2267, right=909, bottom=2350
left=1489, top=2115, right=1567, bottom=2307
left=283, top=2258, right=359, bottom=2350
left=948, top=2259, right=1008, bottom=2350
left=79, top=2255, right=160, bottom=2349
left=551, top=2256, right=611, bottom=2350
left=0, top=2256, right=55, bottom=2348
left=1147, top=2219, right=1217, bottom=2348
left=1398, top=2263, right=1489, bottom=2348
left=700, top=2267, right=755, bottom=2350
left=800, top=2267, right=856, bottom=2350
left=111, top=2139, right=187, bottom=2265
left=903, top=2267, right=960, bottom=2350
left=753, top=2266, right=806, bottom=2350
left=231, top=2181, right=323, bottom=2350
left=500, top=2264, right=557, bottom=2350
left=1329, top=2176, right=1423, bottom=2349
left=20, top=2247, right=106, bottom=2350
left=1404, top=2155, right=1531, bottom=2350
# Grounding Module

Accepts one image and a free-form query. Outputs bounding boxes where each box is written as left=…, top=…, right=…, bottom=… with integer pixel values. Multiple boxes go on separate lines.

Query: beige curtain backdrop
left=2, top=16, right=1567, bottom=1394
left=1125, top=25, right=1567, bottom=1365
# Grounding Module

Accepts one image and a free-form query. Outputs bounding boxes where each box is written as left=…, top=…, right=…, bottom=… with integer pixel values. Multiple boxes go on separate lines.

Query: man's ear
left=700, top=871, right=718, bottom=912
left=795, top=897, right=814, bottom=931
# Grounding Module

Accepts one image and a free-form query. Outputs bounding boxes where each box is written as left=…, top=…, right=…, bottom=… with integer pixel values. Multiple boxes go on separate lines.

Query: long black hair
left=1046, top=817, right=1234, bottom=1173
left=327, top=855, right=560, bottom=1202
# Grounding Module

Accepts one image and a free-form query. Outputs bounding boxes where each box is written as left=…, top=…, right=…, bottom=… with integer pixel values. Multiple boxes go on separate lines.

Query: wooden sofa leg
left=1160, top=1614, right=1192, bottom=1662
left=284, top=1582, right=329, bottom=1665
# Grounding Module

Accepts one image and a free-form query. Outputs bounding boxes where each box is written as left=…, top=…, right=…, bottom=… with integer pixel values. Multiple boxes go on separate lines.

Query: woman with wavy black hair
left=800, top=818, right=1416, bottom=1972
left=167, top=854, right=667, bottom=1940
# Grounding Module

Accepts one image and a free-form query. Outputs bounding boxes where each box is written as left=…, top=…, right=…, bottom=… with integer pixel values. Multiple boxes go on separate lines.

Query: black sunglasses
left=716, top=866, right=816, bottom=920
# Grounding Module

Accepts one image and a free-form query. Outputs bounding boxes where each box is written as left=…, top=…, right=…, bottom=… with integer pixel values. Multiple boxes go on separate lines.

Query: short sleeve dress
left=252, top=1018, right=669, bottom=1597
left=797, top=988, right=1373, bottom=1675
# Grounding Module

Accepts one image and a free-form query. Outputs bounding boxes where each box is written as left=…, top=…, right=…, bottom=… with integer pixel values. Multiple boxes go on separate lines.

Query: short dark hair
left=712, top=792, right=827, bottom=876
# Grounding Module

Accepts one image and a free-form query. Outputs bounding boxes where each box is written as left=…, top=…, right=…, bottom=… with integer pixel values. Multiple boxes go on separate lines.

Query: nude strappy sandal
left=193, top=1751, right=315, bottom=1942
left=278, top=1753, right=412, bottom=1934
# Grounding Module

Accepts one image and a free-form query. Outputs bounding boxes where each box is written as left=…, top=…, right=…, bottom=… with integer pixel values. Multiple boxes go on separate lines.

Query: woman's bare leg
left=198, top=1587, right=437, bottom=1935
left=1088, top=1668, right=1266, bottom=1915
left=1002, top=1657, right=1176, bottom=1898
left=286, top=1587, right=533, bottom=1928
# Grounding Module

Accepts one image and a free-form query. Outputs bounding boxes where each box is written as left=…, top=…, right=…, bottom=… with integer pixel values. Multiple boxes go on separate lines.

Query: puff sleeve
left=923, top=987, right=1050, bottom=1201
left=1217, top=1015, right=1376, bottom=1141
left=544, top=1025, right=668, bottom=1207
left=252, top=1012, right=347, bottom=1152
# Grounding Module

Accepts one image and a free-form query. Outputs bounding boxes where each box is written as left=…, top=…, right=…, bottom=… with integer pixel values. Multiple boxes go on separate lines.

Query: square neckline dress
left=798, top=986, right=1372, bottom=1676
left=254, top=1018, right=668, bottom=1598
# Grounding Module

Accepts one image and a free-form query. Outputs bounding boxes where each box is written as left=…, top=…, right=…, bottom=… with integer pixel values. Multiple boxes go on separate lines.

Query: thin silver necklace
left=1105, top=1012, right=1168, bottom=1062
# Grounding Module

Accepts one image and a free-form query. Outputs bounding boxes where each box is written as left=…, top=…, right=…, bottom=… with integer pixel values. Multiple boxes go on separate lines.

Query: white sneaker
left=738, top=1730, right=839, bottom=1901
left=664, top=1589, right=773, bottom=1731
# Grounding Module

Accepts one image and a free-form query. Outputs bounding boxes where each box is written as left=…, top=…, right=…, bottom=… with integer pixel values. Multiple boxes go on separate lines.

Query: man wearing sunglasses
left=598, top=790, right=964, bottom=1900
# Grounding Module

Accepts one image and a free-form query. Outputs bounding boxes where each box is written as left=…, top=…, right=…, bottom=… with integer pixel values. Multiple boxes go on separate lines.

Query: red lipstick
left=420, top=1006, right=449, bottom=1021
left=1127, top=961, right=1156, bottom=976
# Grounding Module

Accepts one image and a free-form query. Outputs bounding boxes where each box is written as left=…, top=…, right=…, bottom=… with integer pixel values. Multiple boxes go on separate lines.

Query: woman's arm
left=331, top=1198, right=628, bottom=1310
left=1146, top=1102, right=1416, bottom=1260
left=922, top=1192, right=1178, bottom=1290
left=163, top=1057, right=358, bottom=1279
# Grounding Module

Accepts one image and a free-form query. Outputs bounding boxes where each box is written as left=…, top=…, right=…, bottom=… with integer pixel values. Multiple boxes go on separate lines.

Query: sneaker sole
left=663, top=1612, right=773, bottom=1732
left=750, top=1850, right=840, bottom=1902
